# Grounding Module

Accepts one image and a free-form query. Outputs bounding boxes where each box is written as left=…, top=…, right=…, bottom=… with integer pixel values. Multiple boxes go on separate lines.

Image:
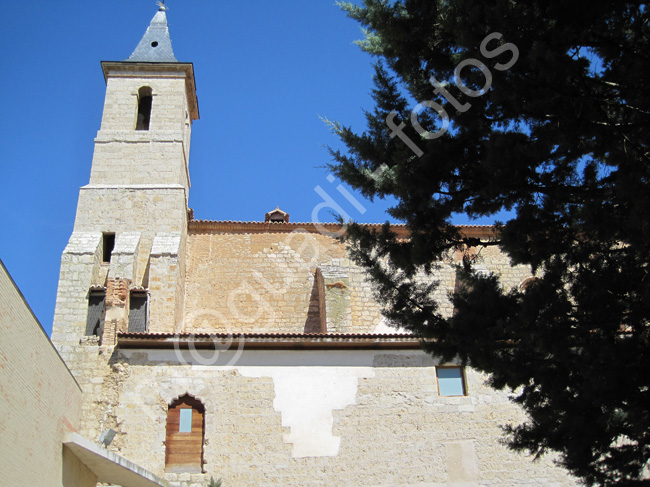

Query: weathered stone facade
left=50, top=6, right=578, bottom=487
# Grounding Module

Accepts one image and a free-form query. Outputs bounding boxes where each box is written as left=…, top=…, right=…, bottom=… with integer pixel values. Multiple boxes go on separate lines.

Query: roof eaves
left=117, top=332, right=422, bottom=350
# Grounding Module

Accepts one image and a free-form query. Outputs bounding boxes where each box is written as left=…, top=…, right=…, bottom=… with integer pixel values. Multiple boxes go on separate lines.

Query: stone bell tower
left=51, top=4, right=198, bottom=364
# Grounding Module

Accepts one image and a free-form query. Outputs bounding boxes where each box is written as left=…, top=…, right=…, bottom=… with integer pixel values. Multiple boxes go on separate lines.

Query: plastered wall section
left=74, top=348, right=578, bottom=487
left=0, top=261, right=93, bottom=487
left=183, top=229, right=534, bottom=334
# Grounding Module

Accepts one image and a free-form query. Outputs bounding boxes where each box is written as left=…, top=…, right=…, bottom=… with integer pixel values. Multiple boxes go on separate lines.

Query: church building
left=49, top=5, right=577, bottom=486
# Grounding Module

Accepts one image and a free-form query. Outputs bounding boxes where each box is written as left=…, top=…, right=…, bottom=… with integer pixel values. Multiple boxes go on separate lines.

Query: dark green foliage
left=329, top=1, right=650, bottom=485
left=207, top=476, right=222, bottom=487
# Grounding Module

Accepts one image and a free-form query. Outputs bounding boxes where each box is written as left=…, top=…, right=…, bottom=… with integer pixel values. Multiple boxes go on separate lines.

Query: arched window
left=165, top=394, right=205, bottom=473
left=136, top=86, right=152, bottom=130
left=519, top=276, right=540, bottom=292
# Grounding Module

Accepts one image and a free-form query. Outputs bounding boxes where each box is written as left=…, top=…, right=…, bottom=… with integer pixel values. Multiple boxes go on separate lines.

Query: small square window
left=436, top=366, right=466, bottom=396
left=179, top=408, right=193, bottom=433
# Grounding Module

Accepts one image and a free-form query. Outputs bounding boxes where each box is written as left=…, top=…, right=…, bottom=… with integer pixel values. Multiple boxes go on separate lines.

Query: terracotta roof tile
left=118, top=331, right=415, bottom=339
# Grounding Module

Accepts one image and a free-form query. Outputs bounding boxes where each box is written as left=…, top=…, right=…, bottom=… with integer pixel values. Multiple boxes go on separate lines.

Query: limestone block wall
left=51, top=232, right=104, bottom=356
left=321, top=264, right=352, bottom=332
left=184, top=227, right=388, bottom=334
left=425, top=262, right=458, bottom=318
left=149, top=232, right=186, bottom=333
left=184, top=225, right=534, bottom=335
left=110, top=232, right=141, bottom=281
left=73, top=186, right=187, bottom=235
left=74, top=347, right=577, bottom=487
left=90, top=137, right=189, bottom=189
left=63, top=342, right=125, bottom=444
left=72, top=187, right=188, bottom=328
left=472, top=243, right=533, bottom=290
left=0, top=260, right=93, bottom=487
left=94, top=75, right=192, bottom=191
left=99, top=76, right=191, bottom=141
left=54, top=212, right=187, bottom=352
left=54, top=185, right=188, bottom=350
left=52, top=70, right=194, bottom=346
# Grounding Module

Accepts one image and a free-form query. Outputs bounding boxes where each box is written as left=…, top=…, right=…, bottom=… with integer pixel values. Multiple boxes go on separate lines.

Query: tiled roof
left=191, top=219, right=404, bottom=226
left=117, top=331, right=422, bottom=350
left=119, top=332, right=414, bottom=339
left=189, top=219, right=492, bottom=229
left=188, top=219, right=495, bottom=238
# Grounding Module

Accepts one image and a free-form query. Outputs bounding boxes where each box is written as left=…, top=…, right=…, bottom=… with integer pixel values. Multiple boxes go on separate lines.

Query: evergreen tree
left=328, top=1, right=650, bottom=485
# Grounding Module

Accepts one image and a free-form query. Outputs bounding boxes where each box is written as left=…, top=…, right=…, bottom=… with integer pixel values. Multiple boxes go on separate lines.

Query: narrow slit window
left=102, top=233, right=115, bottom=263
left=436, top=366, right=467, bottom=396
left=128, top=292, right=148, bottom=333
left=85, top=291, right=105, bottom=337
left=136, top=86, right=153, bottom=130
left=179, top=409, right=193, bottom=432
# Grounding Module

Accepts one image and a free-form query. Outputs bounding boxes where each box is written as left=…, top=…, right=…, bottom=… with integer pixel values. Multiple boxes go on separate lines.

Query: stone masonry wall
left=73, top=187, right=187, bottom=235
left=51, top=232, right=104, bottom=355
left=72, top=348, right=578, bottom=487
left=54, top=68, right=193, bottom=357
left=183, top=228, right=386, bottom=334
left=95, top=76, right=192, bottom=190
left=183, top=226, right=534, bottom=335
left=149, top=232, right=186, bottom=333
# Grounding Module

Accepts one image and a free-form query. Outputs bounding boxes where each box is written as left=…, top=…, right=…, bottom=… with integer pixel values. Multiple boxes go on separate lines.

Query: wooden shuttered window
left=165, top=395, right=205, bottom=473
left=85, top=291, right=105, bottom=336
left=128, top=292, right=148, bottom=333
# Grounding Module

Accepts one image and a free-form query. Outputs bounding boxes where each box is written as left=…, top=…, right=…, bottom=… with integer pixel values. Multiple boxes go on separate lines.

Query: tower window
left=136, top=86, right=153, bottom=130
left=128, top=291, right=148, bottom=333
left=102, top=233, right=115, bottom=263
left=85, top=290, right=106, bottom=337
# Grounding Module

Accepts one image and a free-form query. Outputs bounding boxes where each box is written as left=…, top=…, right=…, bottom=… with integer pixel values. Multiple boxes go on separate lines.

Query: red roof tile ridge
left=118, top=331, right=416, bottom=339
left=189, top=219, right=493, bottom=229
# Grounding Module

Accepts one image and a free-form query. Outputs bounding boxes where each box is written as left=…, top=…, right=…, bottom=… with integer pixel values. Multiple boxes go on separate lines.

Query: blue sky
left=0, top=1, right=484, bottom=335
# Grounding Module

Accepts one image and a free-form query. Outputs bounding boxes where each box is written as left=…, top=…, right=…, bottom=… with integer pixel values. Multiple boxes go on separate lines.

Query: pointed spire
left=126, top=2, right=178, bottom=62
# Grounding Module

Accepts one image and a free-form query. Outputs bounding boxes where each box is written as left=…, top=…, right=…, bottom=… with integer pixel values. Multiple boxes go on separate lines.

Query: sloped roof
left=125, top=6, right=177, bottom=63
left=118, top=332, right=421, bottom=350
